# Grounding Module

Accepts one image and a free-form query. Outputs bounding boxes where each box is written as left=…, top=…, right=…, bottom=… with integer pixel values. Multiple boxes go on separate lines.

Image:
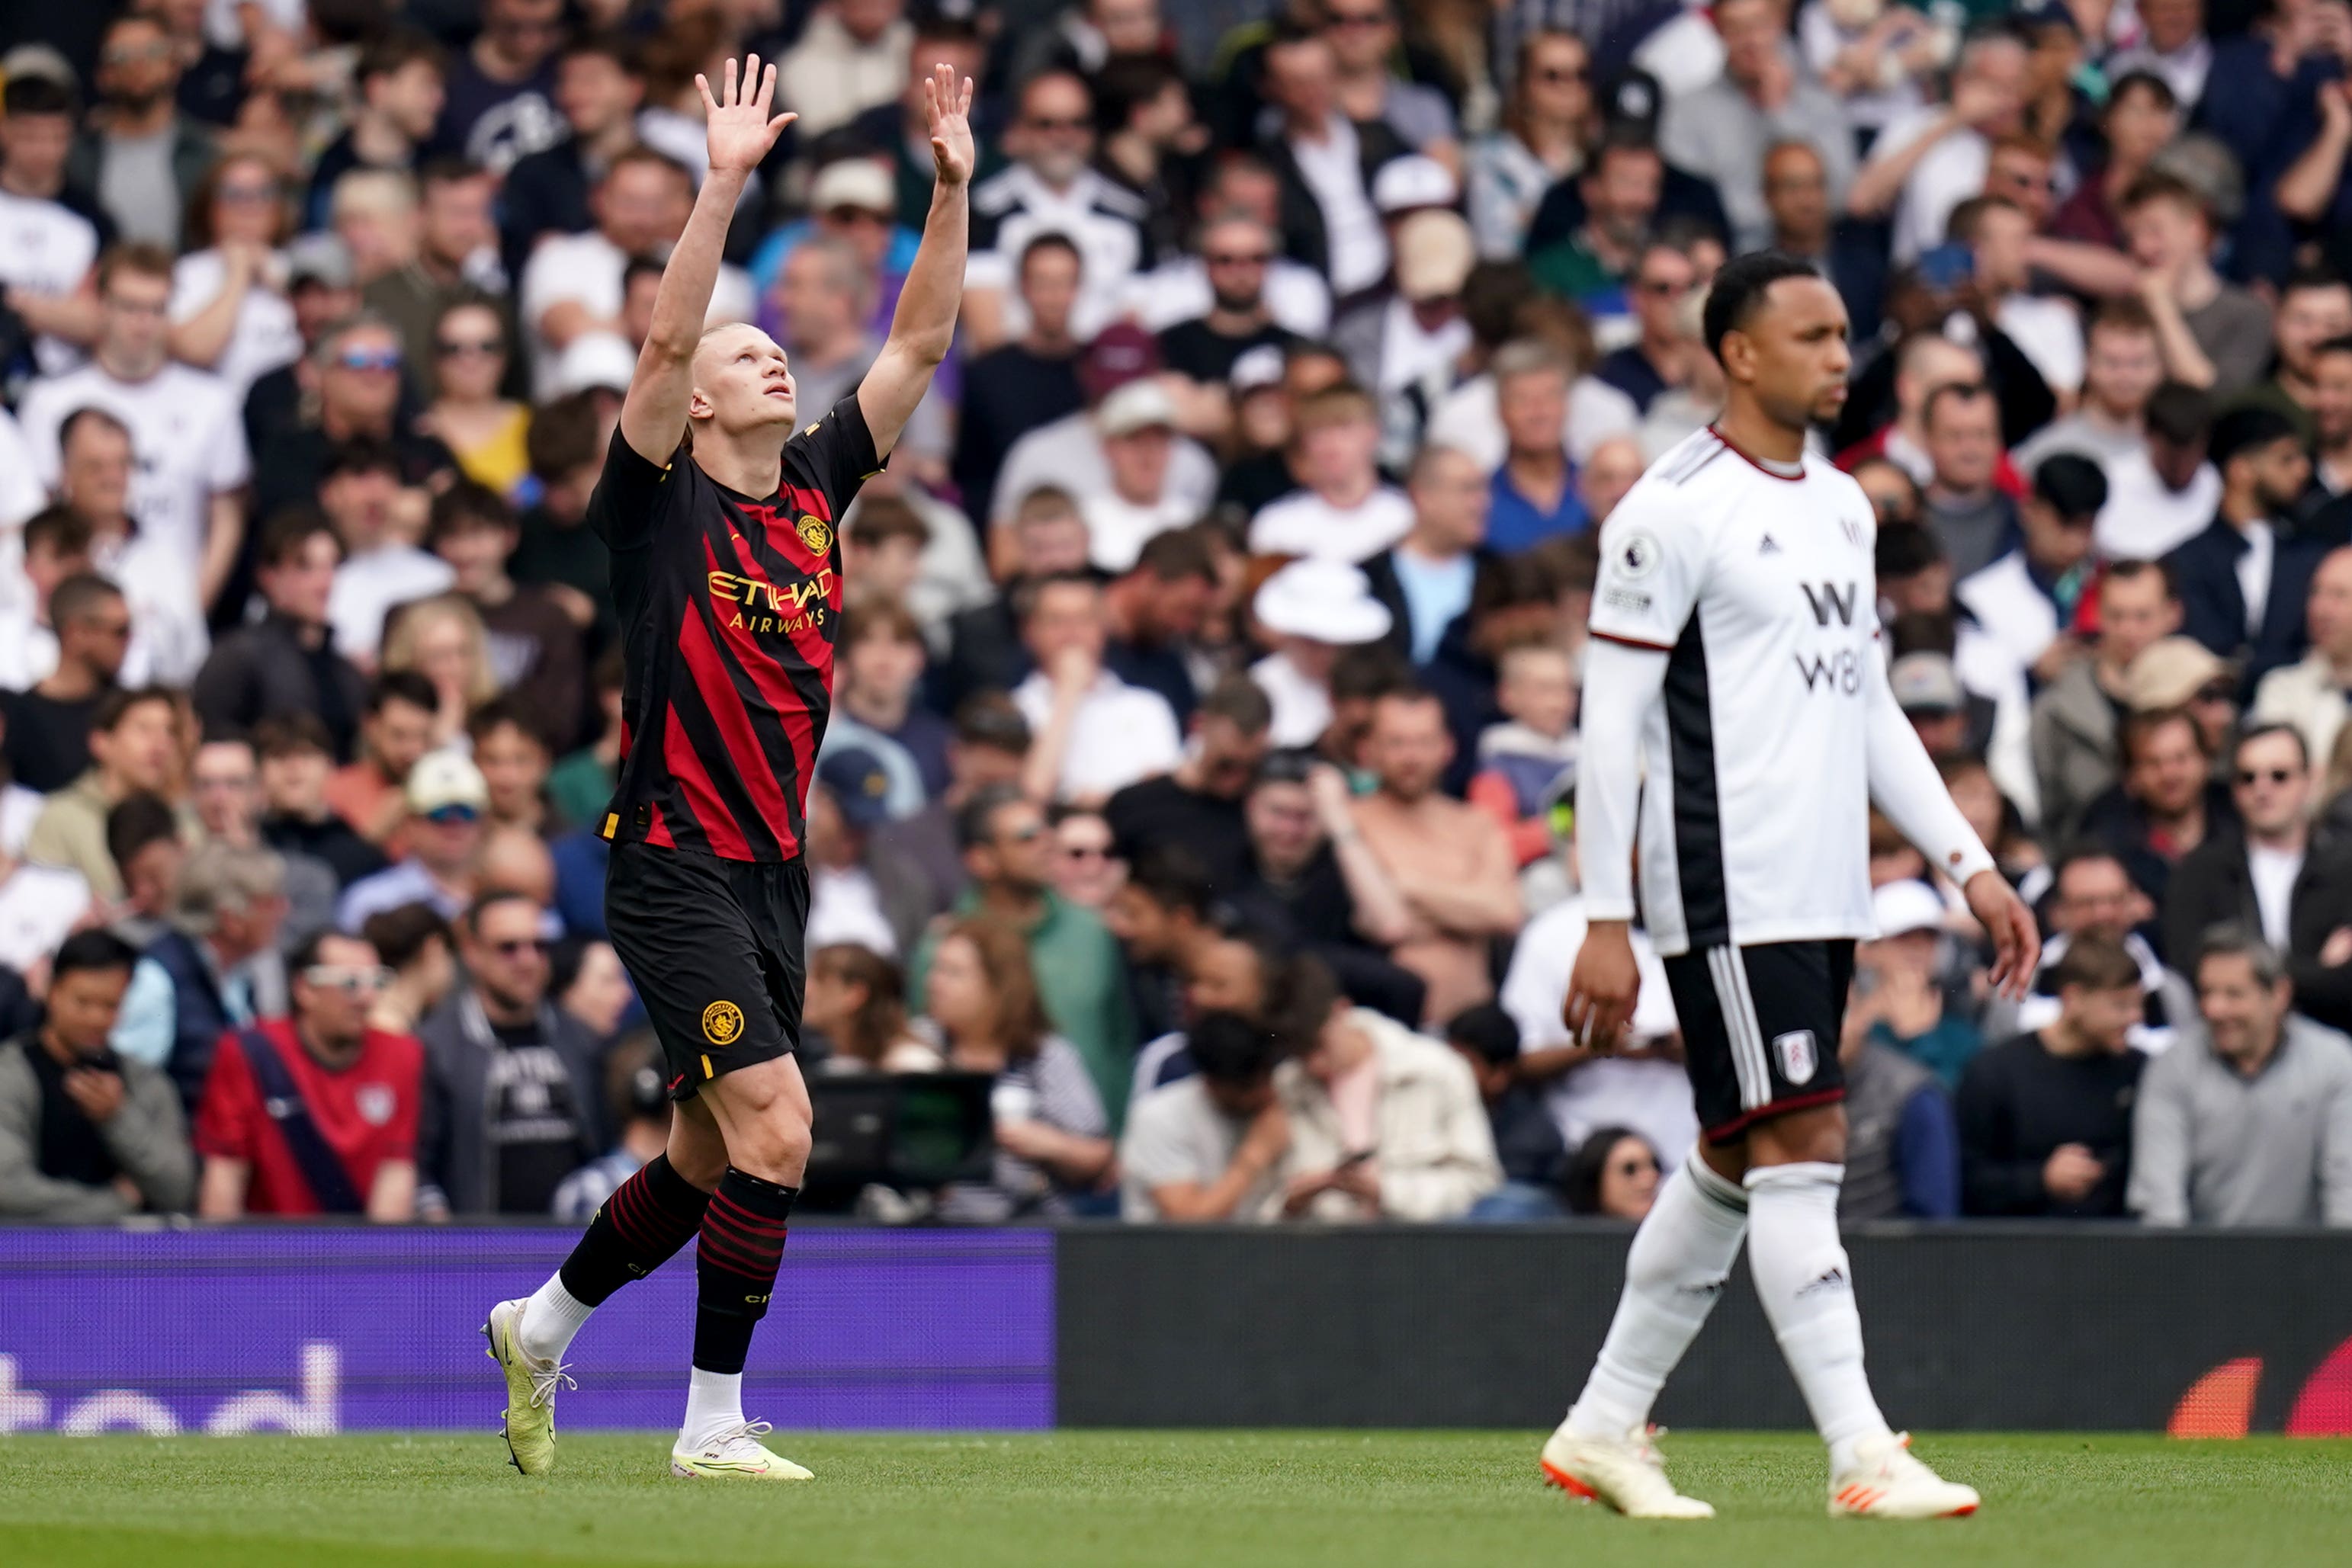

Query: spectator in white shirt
left=53, top=409, right=208, bottom=686
left=1250, top=557, right=1396, bottom=748
left=17, top=243, right=251, bottom=611
left=1950, top=192, right=2084, bottom=402
left=168, top=151, right=304, bottom=403
left=2014, top=298, right=2166, bottom=479
left=1848, top=30, right=2030, bottom=263
left=1079, top=380, right=1195, bottom=572
left=322, top=441, right=457, bottom=666
left=2098, top=380, right=2221, bottom=561
left=518, top=146, right=750, bottom=396
left=0, top=75, right=104, bottom=370
left=1958, top=451, right=2107, bottom=686
left=1012, top=574, right=1183, bottom=804
left=1249, top=382, right=1415, bottom=563
left=963, top=70, right=1152, bottom=348
left=777, top=0, right=915, bottom=141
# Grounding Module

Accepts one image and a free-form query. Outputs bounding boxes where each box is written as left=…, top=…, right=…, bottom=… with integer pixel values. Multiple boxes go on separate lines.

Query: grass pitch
left=2, top=1430, right=2345, bottom=1568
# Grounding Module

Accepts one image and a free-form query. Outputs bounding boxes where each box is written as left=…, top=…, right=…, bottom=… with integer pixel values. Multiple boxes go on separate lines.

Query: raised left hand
left=923, top=61, right=977, bottom=186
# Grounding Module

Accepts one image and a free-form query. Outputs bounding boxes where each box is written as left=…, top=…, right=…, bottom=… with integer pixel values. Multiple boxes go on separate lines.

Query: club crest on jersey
left=355, top=1084, right=397, bottom=1127
left=702, top=1001, right=746, bottom=1046
left=1615, top=531, right=1662, bottom=580
left=796, top=515, right=832, bottom=554
left=1775, top=1029, right=1819, bottom=1086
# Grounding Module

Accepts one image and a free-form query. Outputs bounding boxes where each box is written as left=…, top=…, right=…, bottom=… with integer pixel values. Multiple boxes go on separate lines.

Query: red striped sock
left=692, top=1167, right=797, bottom=1375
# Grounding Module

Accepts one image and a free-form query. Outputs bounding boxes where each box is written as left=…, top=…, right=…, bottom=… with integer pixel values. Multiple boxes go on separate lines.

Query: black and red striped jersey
left=589, top=395, right=881, bottom=861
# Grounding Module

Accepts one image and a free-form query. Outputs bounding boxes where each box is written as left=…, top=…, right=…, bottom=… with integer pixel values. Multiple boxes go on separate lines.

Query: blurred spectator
left=1157, top=214, right=1295, bottom=434
left=2, top=572, right=129, bottom=792
left=2122, top=170, right=2272, bottom=396
left=1250, top=383, right=1413, bottom=562
left=912, top=786, right=1137, bottom=1126
left=2314, top=335, right=2352, bottom=527
left=1266, top=952, right=1500, bottom=1222
left=55, top=409, right=210, bottom=685
left=776, top=233, right=950, bottom=486
left=306, top=31, right=444, bottom=229
left=0, top=930, right=192, bottom=1220
left=1099, top=530, right=1218, bottom=723
left=1836, top=948, right=1960, bottom=1223
left=436, top=0, right=566, bottom=176
left=1578, top=435, right=1646, bottom=524
left=1121, top=154, right=1335, bottom=338
left=1324, top=0, right=1456, bottom=163
left=1468, top=643, right=1578, bottom=868
left=989, top=326, right=1218, bottom=540
left=187, top=734, right=336, bottom=941
left=1333, top=200, right=1474, bottom=417
left=104, top=791, right=186, bottom=954
left=0, top=75, right=104, bottom=373
left=1854, top=879, right=1981, bottom=1088
left=2050, top=70, right=2180, bottom=254
left=191, top=511, right=369, bottom=761
left=2129, top=927, right=2352, bottom=1227
left=1850, top=30, right=2027, bottom=264
left=1231, top=749, right=1414, bottom=964
left=2165, top=724, right=2352, bottom=1034
left=1075, top=380, right=1192, bottom=571
left=1956, top=453, right=2103, bottom=685
left=25, top=686, right=184, bottom=900
left=954, top=234, right=1085, bottom=518
left=326, top=671, right=438, bottom=852
left=2248, top=269, right=2352, bottom=439
left=829, top=601, right=948, bottom=806
left=252, top=312, right=456, bottom=531
left=322, top=441, right=457, bottom=665
left=1443, top=1002, right=1567, bottom=1210
left=804, top=747, right=935, bottom=960
left=1011, top=573, right=1182, bottom=804
left=1257, top=25, right=1402, bottom=301
left=1528, top=127, right=1663, bottom=322
left=509, top=393, right=613, bottom=638
left=1049, top=807, right=1125, bottom=912
left=1660, top=0, right=1853, bottom=254
left=894, top=694, right=1028, bottom=914
left=194, top=927, right=422, bottom=1220
left=1950, top=194, right=2082, bottom=403
left=415, top=892, right=603, bottom=1218
left=551, top=938, right=633, bottom=1045
left=19, top=244, right=249, bottom=610
left=942, top=489, right=1088, bottom=707
left=2097, top=380, right=2219, bottom=563
left=752, top=152, right=916, bottom=341
left=2167, top=406, right=2319, bottom=689
left=1762, top=138, right=1884, bottom=341
left=170, top=151, right=302, bottom=405
left=2031, top=560, right=2184, bottom=835
left=1102, top=844, right=1219, bottom=1046
left=1120, top=1008, right=1289, bottom=1223
left=429, top=483, right=585, bottom=751
left=547, top=651, right=624, bottom=831
left=361, top=901, right=457, bottom=1037
left=1593, top=239, right=1696, bottom=416
left=2013, top=300, right=2165, bottom=479
left=1559, top=1126, right=1663, bottom=1221
left=553, top=1054, right=671, bottom=1220
left=1364, top=444, right=1492, bottom=667
left=337, top=752, right=489, bottom=931
left=2084, top=701, right=2235, bottom=913
left=1351, top=688, right=1523, bottom=1021
left=778, top=0, right=913, bottom=141
left=1466, top=28, right=1590, bottom=261
left=965, top=69, right=1149, bottom=345
left=127, top=839, right=290, bottom=1105
left=1105, top=674, right=1274, bottom=893
left=75, top=12, right=215, bottom=249
left=381, top=594, right=498, bottom=752
left=468, top=697, right=555, bottom=837
left=926, top=915, right=1114, bottom=1220
left=1920, top=382, right=2017, bottom=583
left=499, top=32, right=646, bottom=281
left=2254, top=548, right=2352, bottom=767
left=804, top=944, right=942, bottom=1073
left=1484, top=340, right=1588, bottom=552
left=418, top=300, right=531, bottom=498
left=0, top=791, right=89, bottom=972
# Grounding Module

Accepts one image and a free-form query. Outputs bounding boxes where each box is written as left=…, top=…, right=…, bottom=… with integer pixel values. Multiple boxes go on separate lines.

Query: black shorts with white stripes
left=1661, top=939, right=1855, bottom=1145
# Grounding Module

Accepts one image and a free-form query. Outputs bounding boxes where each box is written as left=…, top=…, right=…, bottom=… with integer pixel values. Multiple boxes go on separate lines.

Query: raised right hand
left=696, top=55, right=797, bottom=175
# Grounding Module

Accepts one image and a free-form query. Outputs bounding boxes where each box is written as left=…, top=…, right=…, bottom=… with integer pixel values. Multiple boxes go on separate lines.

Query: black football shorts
left=605, top=841, right=810, bottom=1101
left=1660, top=938, right=1854, bottom=1145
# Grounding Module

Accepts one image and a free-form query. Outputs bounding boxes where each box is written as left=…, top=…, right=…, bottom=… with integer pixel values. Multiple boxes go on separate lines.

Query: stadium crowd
left=2, top=0, right=2352, bottom=1230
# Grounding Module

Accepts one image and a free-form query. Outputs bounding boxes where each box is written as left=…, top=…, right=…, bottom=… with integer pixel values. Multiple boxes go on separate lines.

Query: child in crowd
left=1469, top=643, right=1579, bottom=867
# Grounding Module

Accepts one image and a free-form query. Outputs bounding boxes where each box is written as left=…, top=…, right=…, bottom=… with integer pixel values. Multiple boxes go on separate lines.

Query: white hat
left=1394, top=209, right=1475, bottom=302
left=555, top=331, right=637, bottom=396
left=1253, top=558, right=1394, bottom=646
left=406, top=752, right=489, bottom=816
left=810, top=158, right=895, bottom=216
left=1230, top=343, right=1285, bottom=395
left=1372, top=153, right=1459, bottom=216
left=1096, top=377, right=1178, bottom=438
left=1870, top=878, right=1947, bottom=940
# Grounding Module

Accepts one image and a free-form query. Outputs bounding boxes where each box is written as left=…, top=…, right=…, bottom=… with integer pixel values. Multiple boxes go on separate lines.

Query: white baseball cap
left=810, top=158, right=895, bottom=216
left=1372, top=153, right=1459, bottom=216
left=555, top=332, right=637, bottom=396
left=1870, top=878, right=1948, bottom=940
left=406, top=752, right=489, bottom=817
left=1096, top=377, right=1179, bottom=438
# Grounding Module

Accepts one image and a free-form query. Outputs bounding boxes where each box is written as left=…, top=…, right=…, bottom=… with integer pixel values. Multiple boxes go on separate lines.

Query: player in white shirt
left=16, top=245, right=252, bottom=609
left=1541, top=254, right=2039, bottom=1522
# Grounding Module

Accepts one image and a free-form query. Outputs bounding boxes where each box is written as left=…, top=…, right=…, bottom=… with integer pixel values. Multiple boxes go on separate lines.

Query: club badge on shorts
left=702, top=1000, right=746, bottom=1047
left=1775, top=1029, right=1818, bottom=1086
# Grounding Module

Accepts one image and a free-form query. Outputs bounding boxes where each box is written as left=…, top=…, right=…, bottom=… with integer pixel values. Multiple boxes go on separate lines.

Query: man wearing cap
left=518, top=147, right=752, bottom=399
left=2164, top=403, right=2320, bottom=690
left=1657, top=0, right=1853, bottom=254
left=750, top=158, right=919, bottom=334
left=1851, top=880, right=1981, bottom=1089
left=2031, top=560, right=2185, bottom=836
left=1077, top=379, right=1193, bottom=571
left=2252, top=547, right=2352, bottom=767
left=987, top=322, right=1219, bottom=540
left=955, top=234, right=1086, bottom=516
left=1330, top=206, right=1474, bottom=407
left=1957, top=453, right=2107, bottom=685
left=1011, top=573, right=1183, bottom=804
left=964, top=70, right=1151, bottom=345
left=1888, top=651, right=1974, bottom=763
left=804, top=746, right=937, bottom=961
left=499, top=33, right=648, bottom=282
left=335, top=752, right=493, bottom=932
left=1251, top=558, right=1395, bottom=747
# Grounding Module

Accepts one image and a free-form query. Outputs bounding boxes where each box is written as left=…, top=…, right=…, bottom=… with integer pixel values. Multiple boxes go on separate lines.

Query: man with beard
left=1105, top=675, right=1273, bottom=893
left=2164, top=405, right=2320, bottom=690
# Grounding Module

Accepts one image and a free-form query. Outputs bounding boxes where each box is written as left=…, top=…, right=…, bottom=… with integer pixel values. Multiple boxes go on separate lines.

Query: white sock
left=1744, top=1162, right=1892, bottom=1474
left=681, top=1367, right=746, bottom=1449
left=1563, top=1152, right=1749, bottom=1440
left=518, top=1275, right=595, bottom=1364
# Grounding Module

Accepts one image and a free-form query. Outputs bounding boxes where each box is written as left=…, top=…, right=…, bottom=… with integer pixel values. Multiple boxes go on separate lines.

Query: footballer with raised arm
left=479, top=54, right=974, bottom=1483
left=1541, top=252, right=2041, bottom=1521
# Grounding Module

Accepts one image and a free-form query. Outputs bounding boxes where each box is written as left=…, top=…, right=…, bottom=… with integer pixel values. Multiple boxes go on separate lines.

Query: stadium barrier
left=5, top=1225, right=2349, bottom=1435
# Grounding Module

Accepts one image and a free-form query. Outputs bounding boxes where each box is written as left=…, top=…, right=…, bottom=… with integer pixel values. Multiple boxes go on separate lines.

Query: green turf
left=2, top=1431, right=2346, bottom=1568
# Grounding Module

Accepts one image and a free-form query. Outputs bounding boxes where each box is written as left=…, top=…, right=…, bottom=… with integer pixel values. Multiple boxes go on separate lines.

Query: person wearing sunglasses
left=194, top=928, right=422, bottom=1223
left=249, top=313, right=458, bottom=531
left=336, top=752, right=493, bottom=934
left=1468, top=29, right=1591, bottom=261
left=412, top=891, right=606, bottom=1218
left=485, top=56, right=975, bottom=1485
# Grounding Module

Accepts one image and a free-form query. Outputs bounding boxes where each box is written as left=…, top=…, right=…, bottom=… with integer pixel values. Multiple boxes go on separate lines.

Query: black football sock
left=691, top=1167, right=797, bottom=1375
left=556, top=1153, right=713, bottom=1307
